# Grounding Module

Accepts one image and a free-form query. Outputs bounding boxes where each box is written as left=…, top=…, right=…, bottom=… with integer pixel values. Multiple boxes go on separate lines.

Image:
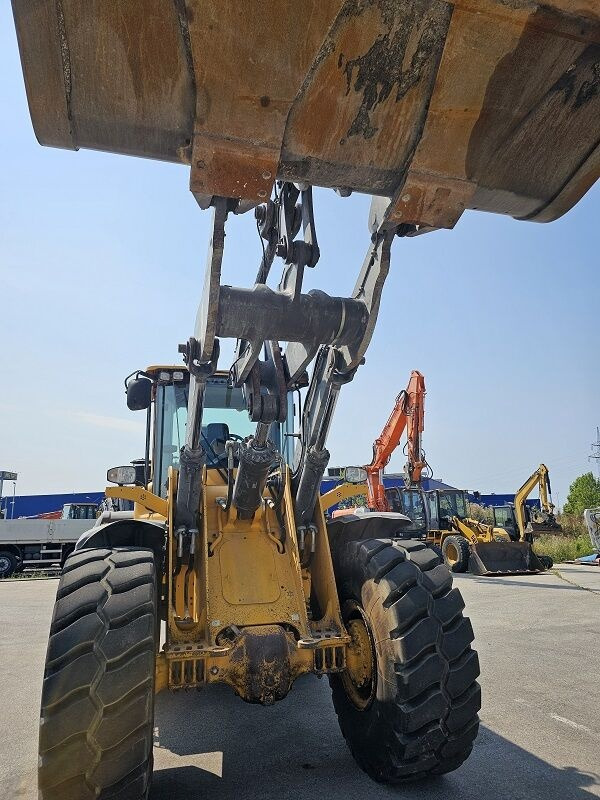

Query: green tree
left=563, top=472, right=600, bottom=515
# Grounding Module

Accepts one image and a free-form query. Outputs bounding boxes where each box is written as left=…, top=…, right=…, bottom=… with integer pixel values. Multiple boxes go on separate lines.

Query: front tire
left=331, top=538, right=480, bottom=782
left=38, top=547, right=158, bottom=800
left=442, top=535, right=471, bottom=573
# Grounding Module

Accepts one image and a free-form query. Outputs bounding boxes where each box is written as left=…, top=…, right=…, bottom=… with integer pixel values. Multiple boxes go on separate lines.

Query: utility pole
left=590, top=427, right=600, bottom=480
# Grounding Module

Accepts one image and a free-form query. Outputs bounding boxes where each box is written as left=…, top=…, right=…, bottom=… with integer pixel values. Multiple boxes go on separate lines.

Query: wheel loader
left=9, top=1, right=598, bottom=797
left=422, top=488, right=549, bottom=575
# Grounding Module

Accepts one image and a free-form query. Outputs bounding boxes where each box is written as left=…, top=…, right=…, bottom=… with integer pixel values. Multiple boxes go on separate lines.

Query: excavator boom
left=366, top=370, right=426, bottom=511
left=513, top=464, right=562, bottom=537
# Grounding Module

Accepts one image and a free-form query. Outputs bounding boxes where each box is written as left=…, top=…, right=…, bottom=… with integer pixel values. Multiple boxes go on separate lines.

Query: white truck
left=0, top=502, right=98, bottom=577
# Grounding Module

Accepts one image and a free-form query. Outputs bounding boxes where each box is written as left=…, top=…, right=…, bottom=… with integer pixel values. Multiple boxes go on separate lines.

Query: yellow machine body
left=425, top=503, right=545, bottom=575
left=320, top=482, right=367, bottom=513
left=108, top=462, right=348, bottom=703
left=512, top=464, right=563, bottom=537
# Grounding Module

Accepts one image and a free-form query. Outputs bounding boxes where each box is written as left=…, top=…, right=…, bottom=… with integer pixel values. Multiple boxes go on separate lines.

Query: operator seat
left=202, top=423, right=230, bottom=465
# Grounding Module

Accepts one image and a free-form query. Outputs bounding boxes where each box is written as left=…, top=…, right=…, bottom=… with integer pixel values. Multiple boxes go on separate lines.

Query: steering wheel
left=204, top=433, right=246, bottom=464
left=225, top=434, right=245, bottom=443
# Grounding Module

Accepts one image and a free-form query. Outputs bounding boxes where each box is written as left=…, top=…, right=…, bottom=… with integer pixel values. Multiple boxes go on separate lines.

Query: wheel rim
left=445, top=542, right=459, bottom=565
left=341, top=601, right=376, bottom=710
left=0, top=556, right=11, bottom=575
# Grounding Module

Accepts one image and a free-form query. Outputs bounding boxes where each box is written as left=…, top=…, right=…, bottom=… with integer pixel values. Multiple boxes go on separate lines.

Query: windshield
left=152, top=376, right=282, bottom=497
left=494, top=506, right=515, bottom=528
left=385, top=488, right=427, bottom=532
left=65, top=504, right=97, bottom=520
left=439, top=491, right=468, bottom=519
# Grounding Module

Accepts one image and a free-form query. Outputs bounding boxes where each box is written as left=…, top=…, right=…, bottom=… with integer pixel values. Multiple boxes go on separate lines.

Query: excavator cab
left=383, top=486, right=427, bottom=536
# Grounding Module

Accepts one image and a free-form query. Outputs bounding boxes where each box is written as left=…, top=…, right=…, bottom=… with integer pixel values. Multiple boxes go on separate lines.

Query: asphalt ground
left=1, top=564, right=598, bottom=800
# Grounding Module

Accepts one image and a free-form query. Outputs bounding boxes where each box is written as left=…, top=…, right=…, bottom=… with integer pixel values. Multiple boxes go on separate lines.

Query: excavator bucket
left=11, top=1, right=599, bottom=226
left=469, top=541, right=544, bottom=576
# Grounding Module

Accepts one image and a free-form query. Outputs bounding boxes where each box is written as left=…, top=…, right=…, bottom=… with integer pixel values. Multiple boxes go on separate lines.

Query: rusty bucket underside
left=13, top=1, right=599, bottom=229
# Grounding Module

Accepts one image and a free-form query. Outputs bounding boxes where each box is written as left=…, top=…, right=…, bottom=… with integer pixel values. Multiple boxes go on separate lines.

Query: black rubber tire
left=60, top=545, right=75, bottom=569
left=330, top=538, right=480, bottom=783
left=538, top=554, right=554, bottom=570
left=429, top=543, right=443, bottom=560
left=441, top=535, right=471, bottom=574
left=38, top=547, right=158, bottom=800
left=0, top=550, right=17, bottom=578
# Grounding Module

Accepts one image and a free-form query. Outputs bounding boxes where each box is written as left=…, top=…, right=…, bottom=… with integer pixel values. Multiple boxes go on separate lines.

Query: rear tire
left=442, top=535, right=471, bottom=573
left=38, top=547, right=158, bottom=800
left=330, top=538, right=480, bottom=782
left=0, top=550, right=17, bottom=578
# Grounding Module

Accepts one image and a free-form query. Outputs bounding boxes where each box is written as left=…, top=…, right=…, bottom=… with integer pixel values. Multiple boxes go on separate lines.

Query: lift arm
left=513, top=464, right=555, bottom=539
left=365, top=371, right=426, bottom=512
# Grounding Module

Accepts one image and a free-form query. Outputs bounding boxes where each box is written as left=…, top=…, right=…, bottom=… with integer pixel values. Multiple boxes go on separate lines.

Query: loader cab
left=492, top=505, right=520, bottom=541
left=384, top=487, right=427, bottom=536
left=131, top=366, right=296, bottom=498
left=425, top=490, right=469, bottom=531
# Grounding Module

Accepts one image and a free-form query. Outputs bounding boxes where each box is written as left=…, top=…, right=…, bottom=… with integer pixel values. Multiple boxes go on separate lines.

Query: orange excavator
left=366, top=370, right=427, bottom=511
left=357, top=375, right=549, bottom=575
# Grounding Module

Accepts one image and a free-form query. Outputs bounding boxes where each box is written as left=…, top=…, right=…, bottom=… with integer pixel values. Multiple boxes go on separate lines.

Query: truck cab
left=61, top=503, right=98, bottom=521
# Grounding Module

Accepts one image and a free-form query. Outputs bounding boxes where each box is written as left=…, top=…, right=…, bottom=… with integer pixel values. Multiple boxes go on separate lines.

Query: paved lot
left=1, top=566, right=599, bottom=800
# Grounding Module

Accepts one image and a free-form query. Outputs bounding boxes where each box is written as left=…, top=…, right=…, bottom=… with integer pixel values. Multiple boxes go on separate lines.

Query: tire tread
left=38, top=547, right=156, bottom=800
left=330, top=538, right=480, bottom=782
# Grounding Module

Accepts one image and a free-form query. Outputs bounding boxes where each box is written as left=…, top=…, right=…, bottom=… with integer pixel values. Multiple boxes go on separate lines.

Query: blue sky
left=0, top=6, right=598, bottom=507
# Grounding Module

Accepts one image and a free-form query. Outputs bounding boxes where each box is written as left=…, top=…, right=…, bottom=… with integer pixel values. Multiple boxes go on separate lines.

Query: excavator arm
left=365, top=370, right=426, bottom=511
left=513, top=464, right=558, bottom=539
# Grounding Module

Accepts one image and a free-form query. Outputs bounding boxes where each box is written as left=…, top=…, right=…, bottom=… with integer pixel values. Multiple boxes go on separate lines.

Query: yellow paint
left=161, top=464, right=350, bottom=698
left=320, top=482, right=367, bottom=511
left=105, top=485, right=167, bottom=518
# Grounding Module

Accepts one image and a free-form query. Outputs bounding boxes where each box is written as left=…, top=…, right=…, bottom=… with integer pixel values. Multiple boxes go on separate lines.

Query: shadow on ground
left=151, top=676, right=599, bottom=800
left=458, top=574, right=584, bottom=591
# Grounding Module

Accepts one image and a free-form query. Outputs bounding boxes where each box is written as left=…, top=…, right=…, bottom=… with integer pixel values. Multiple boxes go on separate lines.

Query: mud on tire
left=38, top=547, right=158, bottom=800
left=330, top=538, right=480, bottom=783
